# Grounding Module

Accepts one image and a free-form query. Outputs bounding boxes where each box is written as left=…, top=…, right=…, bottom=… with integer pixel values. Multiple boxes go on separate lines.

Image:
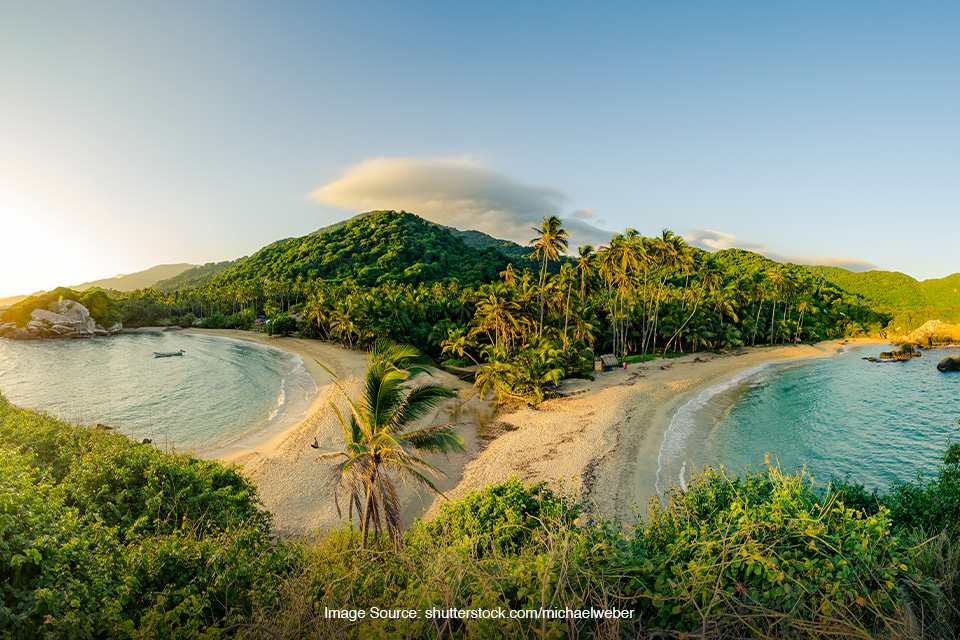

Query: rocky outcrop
left=0, top=299, right=122, bottom=340
left=937, top=355, right=960, bottom=372
left=894, top=320, right=960, bottom=347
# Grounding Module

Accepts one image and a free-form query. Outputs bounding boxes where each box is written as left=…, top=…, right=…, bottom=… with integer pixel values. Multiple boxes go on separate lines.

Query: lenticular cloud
left=310, top=157, right=611, bottom=248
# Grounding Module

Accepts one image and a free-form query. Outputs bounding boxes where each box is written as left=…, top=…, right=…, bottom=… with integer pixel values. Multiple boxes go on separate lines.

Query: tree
left=318, top=341, right=464, bottom=549
left=529, top=215, right=569, bottom=336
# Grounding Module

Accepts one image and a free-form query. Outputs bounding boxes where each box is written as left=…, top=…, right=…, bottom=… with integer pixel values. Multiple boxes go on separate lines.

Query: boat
left=154, top=350, right=185, bottom=358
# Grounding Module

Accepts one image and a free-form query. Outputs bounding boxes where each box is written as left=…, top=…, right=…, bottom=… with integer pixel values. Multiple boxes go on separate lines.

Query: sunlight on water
left=658, top=344, right=960, bottom=495
left=0, top=333, right=317, bottom=456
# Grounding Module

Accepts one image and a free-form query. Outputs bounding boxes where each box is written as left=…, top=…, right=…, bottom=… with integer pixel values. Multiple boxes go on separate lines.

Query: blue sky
left=1, top=1, right=958, bottom=297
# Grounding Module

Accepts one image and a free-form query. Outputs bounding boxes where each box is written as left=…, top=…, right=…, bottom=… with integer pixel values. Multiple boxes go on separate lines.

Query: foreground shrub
left=638, top=462, right=914, bottom=638
left=417, top=477, right=580, bottom=555
left=0, top=394, right=289, bottom=638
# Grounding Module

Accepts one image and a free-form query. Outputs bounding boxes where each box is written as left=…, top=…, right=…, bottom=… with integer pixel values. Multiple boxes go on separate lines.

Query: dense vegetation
left=809, top=266, right=960, bottom=330
left=205, top=210, right=509, bottom=289
left=0, top=287, right=124, bottom=328
left=3, top=211, right=893, bottom=404
left=3, top=395, right=959, bottom=638
left=0, top=394, right=288, bottom=638
left=152, top=258, right=245, bottom=292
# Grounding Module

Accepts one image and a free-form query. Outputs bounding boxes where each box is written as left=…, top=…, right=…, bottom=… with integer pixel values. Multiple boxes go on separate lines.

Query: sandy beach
left=176, top=329, right=883, bottom=537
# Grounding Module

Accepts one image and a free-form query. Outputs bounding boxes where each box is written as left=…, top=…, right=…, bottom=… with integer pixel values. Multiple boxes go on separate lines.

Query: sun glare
left=0, top=211, right=106, bottom=299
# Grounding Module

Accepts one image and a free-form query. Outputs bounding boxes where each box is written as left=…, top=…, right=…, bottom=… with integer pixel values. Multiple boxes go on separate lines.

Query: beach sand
left=180, top=329, right=883, bottom=537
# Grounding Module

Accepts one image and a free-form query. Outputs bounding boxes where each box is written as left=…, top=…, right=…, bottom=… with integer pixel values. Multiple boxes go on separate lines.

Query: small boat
left=154, top=350, right=185, bottom=358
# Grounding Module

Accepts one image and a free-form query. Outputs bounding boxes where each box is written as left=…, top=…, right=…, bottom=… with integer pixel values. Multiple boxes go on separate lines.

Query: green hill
left=153, top=258, right=245, bottom=291
left=807, top=266, right=960, bottom=329
left=313, top=211, right=541, bottom=264
left=72, top=263, right=197, bottom=292
left=205, top=210, right=510, bottom=289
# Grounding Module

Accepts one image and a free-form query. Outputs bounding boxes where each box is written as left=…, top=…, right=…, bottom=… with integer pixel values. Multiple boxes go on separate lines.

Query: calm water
left=0, top=333, right=317, bottom=456
left=657, top=345, right=960, bottom=494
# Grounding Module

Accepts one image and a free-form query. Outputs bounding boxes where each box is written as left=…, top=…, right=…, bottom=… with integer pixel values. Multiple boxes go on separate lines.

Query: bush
left=416, top=477, right=580, bottom=555
left=0, top=394, right=290, bottom=638
left=638, top=463, right=913, bottom=637
left=265, top=313, right=297, bottom=336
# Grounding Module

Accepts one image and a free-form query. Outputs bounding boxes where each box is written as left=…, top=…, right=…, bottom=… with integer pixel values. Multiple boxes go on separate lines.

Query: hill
left=313, top=210, right=541, bottom=264
left=807, top=266, right=960, bottom=329
left=0, top=264, right=196, bottom=308
left=153, top=258, right=245, bottom=291
left=203, top=210, right=511, bottom=289
left=0, top=293, right=31, bottom=308
left=71, top=263, right=196, bottom=292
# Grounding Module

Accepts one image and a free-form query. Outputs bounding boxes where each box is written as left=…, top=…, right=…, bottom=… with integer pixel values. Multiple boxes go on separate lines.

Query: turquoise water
left=657, top=345, right=960, bottom=495
left=0, top=333, right=317, bottom=456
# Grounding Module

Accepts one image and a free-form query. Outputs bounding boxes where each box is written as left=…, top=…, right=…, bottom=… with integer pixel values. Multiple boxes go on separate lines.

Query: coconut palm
left=318, top=341, right=464, bottom=549
left=529, top=215, right=569, bottom=335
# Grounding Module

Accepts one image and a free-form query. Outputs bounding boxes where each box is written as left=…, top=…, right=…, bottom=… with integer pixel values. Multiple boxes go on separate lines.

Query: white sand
left=181, top=329, right=883, bottom=537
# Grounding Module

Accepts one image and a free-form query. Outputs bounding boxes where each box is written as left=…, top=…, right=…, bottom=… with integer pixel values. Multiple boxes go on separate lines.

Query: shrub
left=637, top=463, right=914, bottom=637
left=0, top=394, right=290, bottom=638
left=416, top=477, right=580, bottom=555
left=265, top=313, right=298, bottom=336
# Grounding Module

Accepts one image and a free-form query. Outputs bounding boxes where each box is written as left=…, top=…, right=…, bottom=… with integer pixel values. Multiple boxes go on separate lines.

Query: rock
left=93, top=423, right=112, bottom=430
left=140, top=438, right=152, bottom=444
left=3, top=300, right=121, bottom=341
left=937, top=355, right=960, bottom=372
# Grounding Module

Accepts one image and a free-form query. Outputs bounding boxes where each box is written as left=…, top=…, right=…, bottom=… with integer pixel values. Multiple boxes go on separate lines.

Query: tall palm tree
left=318, top=341, right=464, bottom=549
left=529, top=215, right=569, bottom=336
left=575, top=245, right=596, bottom=301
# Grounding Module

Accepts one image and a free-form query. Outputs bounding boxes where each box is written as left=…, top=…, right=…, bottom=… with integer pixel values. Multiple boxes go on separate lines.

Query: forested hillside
left=809, top=266, right=960, bottom=329
left=206, top=209, right=509, bottom=288
left=153, top=258, right=246, bottom=291
left=5, top=212, right=888, bottom=389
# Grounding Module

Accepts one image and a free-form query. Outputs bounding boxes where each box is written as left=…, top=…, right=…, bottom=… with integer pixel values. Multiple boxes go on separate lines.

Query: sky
left=1, top=1, right=958, bottom=298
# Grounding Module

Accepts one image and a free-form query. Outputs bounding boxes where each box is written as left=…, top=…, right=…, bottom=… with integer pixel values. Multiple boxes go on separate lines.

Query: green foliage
left=265, top=313, right=298, bottom=336
left=152, top=258, right=245, bottom=292
left=0, top=393, right=287, bottom=638
left=809, top=266, right=960, bottom=330
left=419, top=477, right=580, bottom=554
left=476, top=337, right=568, bottom=404
left=882, top=441, right=960, bottom=534
left=209, top=210, right=509, bottom=290
left=640, top=463, right=913, bottom=637
left=0, top=286, right=121, bottom=328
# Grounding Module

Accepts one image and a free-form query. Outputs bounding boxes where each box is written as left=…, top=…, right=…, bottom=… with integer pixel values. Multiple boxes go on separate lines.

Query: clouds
left=309, top=157, right=613, bottom=248
left=687, top=229, right=878, bottom=272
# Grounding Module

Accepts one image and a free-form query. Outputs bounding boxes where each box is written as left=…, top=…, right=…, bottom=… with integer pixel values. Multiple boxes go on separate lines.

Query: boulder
left=25, top=300, right=99, bottom=338
left=937, top=355, right=960, bottom=372
left=3, top=300, right=119, bottom=341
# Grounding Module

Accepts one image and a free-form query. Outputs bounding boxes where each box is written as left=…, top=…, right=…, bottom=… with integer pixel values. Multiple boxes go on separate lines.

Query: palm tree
left=529, top=215, right=569, bottom=336
left=472, top=283, right=525, bottom=350
left=318, top=341, right=464, bottom=549
left=575, top=245, right=596, bottom=301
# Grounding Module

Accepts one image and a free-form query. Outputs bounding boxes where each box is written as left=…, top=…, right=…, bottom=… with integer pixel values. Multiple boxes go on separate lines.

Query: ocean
left=657, top=344, right=960, bottom=495
left=0, top=332, right=317, bottom=456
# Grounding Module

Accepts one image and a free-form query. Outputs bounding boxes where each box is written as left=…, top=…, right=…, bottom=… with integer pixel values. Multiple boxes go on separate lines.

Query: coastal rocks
left=937, top=355, right=960, bottom=372
left=865, top=345, right=920, bottom=363
left=894, top=319, right=960, bottom=348
left=0, top=300, right=122, bottom=340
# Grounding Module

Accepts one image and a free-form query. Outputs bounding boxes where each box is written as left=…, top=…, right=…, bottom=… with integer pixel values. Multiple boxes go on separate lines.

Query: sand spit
left=171, top=329, right=882, bottom=537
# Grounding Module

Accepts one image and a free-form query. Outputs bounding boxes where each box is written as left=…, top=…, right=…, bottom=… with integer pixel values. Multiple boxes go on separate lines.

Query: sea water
left=657, top=344, right=960, bottom=495
left=0, top=332, right=317, bottom=456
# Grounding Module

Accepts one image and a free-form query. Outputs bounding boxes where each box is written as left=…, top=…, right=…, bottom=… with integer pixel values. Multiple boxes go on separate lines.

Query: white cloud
left=687, top=229, right=879, bottom=272
left=309, top=157, right=613, bottom=248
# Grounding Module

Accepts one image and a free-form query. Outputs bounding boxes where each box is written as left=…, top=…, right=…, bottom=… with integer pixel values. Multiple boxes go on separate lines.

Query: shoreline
left=424, top=337, right=886, bottom=526
left=144, top=329, right=883, bottom=536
